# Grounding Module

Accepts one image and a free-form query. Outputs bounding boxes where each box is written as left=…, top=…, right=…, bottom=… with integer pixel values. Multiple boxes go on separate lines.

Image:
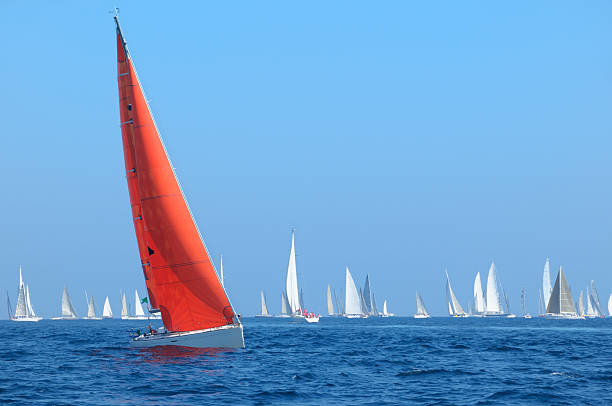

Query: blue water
left=2, top=317, right=612, bottom=405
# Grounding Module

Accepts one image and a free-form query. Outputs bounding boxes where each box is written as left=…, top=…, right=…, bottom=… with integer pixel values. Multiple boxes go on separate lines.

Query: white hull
left=344, top=314, right=367, bottom=319
left=483, top=312, right=515, bottom=318
left=11, top=316, right=42, bottom=322
left=122, top=316, right=150, bottom=320
left=131, top=324, right=244, bottom=349
left=255, top=315, right=273, bottom=318
left=542, top=313, right=584, bottom=320
left=305, top=317, right=319, bottom=323
left=413, top=314, right=429, bottom=319
left=82, top=317, right=103, bottom=320
left=523, top=314, right=532, bottom=319
left=276, top=315, right=291, bottom=318
left=51, top=317, right=78, bottom=320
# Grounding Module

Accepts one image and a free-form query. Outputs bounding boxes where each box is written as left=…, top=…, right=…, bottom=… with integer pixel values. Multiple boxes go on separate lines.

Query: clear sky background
left=1, top=1, right=611, bottom=317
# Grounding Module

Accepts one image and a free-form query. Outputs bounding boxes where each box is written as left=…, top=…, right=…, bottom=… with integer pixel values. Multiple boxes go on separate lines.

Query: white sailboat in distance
left=473, top=272, right=486, bottom=316
left=445, top=270, right=468, bottom=317
left=51, top=286, right=78, bottom=320
left=103, top=296, right=113, bottom=318
left=544, top=267, right=581, bottom=319
left=327, top=285, right=335, bottom=316
left=11, top=267, right=42, bottom=322
left=542, top=258, right=552, bottom=312
left=285, top=230, right=301, bottom=317
left=83, top=295, right=102, bottom=320
left=484, top=262, right=514, bottom=317
left=344, top=267, right=366, bottom=318
left=256, top=291, right=272, bottom=317
left=414, top=293, right=430, bottom=319
left=382, top=300, right=395, bottom=317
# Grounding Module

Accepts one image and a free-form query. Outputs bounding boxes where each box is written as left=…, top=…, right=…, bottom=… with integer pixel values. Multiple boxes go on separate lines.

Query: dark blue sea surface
left=1, top=317, right=612, bottom=405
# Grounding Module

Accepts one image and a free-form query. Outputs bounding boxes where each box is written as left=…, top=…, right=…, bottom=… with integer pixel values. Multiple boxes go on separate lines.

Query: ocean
left=1, top=317, right=611, bottom=405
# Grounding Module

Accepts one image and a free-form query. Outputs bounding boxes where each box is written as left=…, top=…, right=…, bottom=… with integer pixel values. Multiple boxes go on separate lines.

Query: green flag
left=141, top=297, right=148, bottom=304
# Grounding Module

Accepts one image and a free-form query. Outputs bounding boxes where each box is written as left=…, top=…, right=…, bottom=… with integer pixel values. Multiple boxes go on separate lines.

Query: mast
left=115, top=17, right=237, bottom=331
left=521, top=288, right=526, bottom=316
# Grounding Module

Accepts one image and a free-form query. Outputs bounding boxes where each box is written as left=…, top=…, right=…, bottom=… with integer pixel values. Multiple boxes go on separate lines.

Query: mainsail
left=383, top=300, right=389, bottom=316
left=473, top=272, right=486, bottom=313
left=543, top=258, right=552, bottom=309
left=103, top=296, right=113, bottom=318
left=260, top=291, right=270, bottom=316
left=578, top=291, right=585, bottom=316
left=61, top=287, right=78, bottom=318
left=15, top=268, right=27, bottom=317
left=485, top=262, right=502, bottom=313
left=586, top=288, right=595, bottom=316
left=416, top=293, right=429, bottom=316
left=87, top=296, right=97, bottom=318
left=446, top=270, right=466, bottom=315
left=327, top=285, right=334, bottom=315
left=546, top=267, right=576, bottom=315
left=115, top=19, right=237, bottom=332
left=285, top=231, right=300, bottom=314
left=121, top=292, right=128, bottom=318
left=134, top=290, right=145, bottom=317
left=345, top=267, right=362, bottom=315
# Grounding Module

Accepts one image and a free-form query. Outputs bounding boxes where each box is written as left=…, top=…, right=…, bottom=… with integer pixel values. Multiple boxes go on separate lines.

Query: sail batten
left=115, top=18, right=235, bottom=332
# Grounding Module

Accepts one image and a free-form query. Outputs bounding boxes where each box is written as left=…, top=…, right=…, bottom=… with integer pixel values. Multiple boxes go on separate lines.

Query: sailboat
left=445, top=270, right=468, bottom=317
left=51, top=287, right=78, bottom=320
left=102, top=296, right=113, bottom=318
left=382, top=300, right=395, bottom=317
left=362, top=274, right=376, bottom=316
left=521, top=288, right=532, bottom=318
left=114, top=17, right=243, bottom=348
left=544, top=266, right=581, bottom=319
left=277, top=291, right=291, bottom=318
left=83, top=295, right=102, bottom=320
left=608, top=293, right=612, bottom=317
left=345, top=267, right=366, bottom=318
left=284, top=230, right=302, bottom=317
left=256, top=291, right=272, bottom=317
left=483, top=262, right=514, bottom=317
left=327, top=285, right=336, bottom=316
left=414, top=293, right=430, bottom=319
left=120, top=291, right=129, bottom=319
left=473, top=272, right=486, bottom=316
left=10, top=268, right=42, bottom=322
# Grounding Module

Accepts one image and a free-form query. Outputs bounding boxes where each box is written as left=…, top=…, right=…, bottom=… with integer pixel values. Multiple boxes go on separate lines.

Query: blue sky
left=1, top=1, right=611, bottom=317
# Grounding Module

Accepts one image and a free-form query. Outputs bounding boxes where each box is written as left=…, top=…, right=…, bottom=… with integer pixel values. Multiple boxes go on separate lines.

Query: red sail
left=115, top=18, right=234, bottom=332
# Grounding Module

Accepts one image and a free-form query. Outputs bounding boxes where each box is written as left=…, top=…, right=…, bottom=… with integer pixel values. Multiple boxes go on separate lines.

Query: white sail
left=260, top=291, right=270, bottom=316
left=585, top=287, right=594, bottom=316
left=103, top=296, right=113, bottom=318
left=87, top=296, right=96, bottom=318
left=473, top=272, right=486, bottom=313
left=383, top=300, right=388, bottom=315
left=280, top=291, right=289, bottom=315
left=446, top=270, right=465, bottom=315
left=61, top=287, right=78, bottom=318
left=15, top=268, right=27, bottom=318
left=121, top=292, right=128, bottom=317
left=543, top=258, right=552, bottom=310
left=485, top=262, right=502, bottom=313
left=578, top=291, right=585, bottom=317
left=327, top=285, right=334, bottom=315
left=363, top=275, right=373, bottom=315
left=25, top=285, right=36, bottom=317
left=608, top=293, right=612, bottom=316
left=285, top=231, right=300, bottom=314
left=416, top=293, right=429, bottom=316
left=345, top=267, right=362, bottom=316
left=134, top=290, right=145, bottom=316
left=590, top=280, right=603, bottom=316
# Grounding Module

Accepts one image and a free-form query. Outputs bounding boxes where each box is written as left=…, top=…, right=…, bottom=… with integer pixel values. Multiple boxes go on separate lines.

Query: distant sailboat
left=11, top=268, right=42, bottom=322
left=83, top=295, right=102, bottom=320
left=382, top=300, right=395, bottom=317
left=278, top=291, right=291, bottom=318
left=327, top=285, right=335, bottom=316
left=51, top=286, right=78, bottom=320
left=542, top=258, right=552, bottom=311
left=521, top=288, right=531, bottom=318
left=363, top=274, right=376, bottom=316
left=345, top=267, right=365, bottom=318
left=484, top=262, right=514, bottom=317
left=590, top=280, right=604, bottom=317
left=545, top=267, right=581, bottom=319
left=285, top=230, right=301, bottom=316
left=414, top=293, right=429, bottom=319
left=445, top=270, right=468, bottom=317
left=257, top=291, right=272, bottom=317
left=473, top=272, right=486, bottom=315
left=103, top=296, right=113, bottom=318
left=114, top=16, right=243, bottom=348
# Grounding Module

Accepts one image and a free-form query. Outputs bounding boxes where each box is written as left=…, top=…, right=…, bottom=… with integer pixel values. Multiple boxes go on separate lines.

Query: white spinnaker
left=345, top=267, right=361, bottom=315
left=285, top=231, right=300, bottom=314
left=543, top=258, right=552, bottom=309
left=260, top=291, right=269, bottom=316
left=62, top=287, right=77, bottom=318
left=134, top=290, right=145, bottom=316
left=103, top=296, right=113, bottom=318
left=486, top=262, right=502, bottom=313
left=473, top=272, right=486, bottom=313
left=327, top=285, right=334, bottom=315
